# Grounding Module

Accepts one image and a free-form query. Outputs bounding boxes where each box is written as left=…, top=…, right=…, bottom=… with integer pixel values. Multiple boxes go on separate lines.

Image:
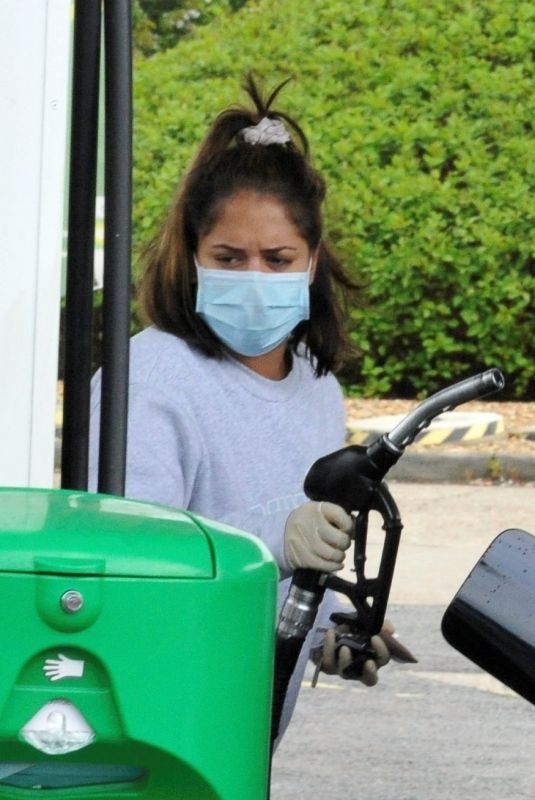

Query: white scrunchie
left=240, top=116, right=291, bottom=146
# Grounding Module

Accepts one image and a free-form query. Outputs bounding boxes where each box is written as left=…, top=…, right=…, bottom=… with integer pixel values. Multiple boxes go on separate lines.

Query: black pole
left=61, top=0, right=102, bottom=490
left=97, top=0, right=132, bottom=496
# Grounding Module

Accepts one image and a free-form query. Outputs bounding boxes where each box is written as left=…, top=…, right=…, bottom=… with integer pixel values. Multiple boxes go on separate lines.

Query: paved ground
left=271, top=481, right=535, bottom=799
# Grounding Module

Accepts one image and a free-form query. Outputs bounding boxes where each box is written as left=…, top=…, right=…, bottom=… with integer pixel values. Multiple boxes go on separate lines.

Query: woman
left=90, top=76, right=398, bottom=739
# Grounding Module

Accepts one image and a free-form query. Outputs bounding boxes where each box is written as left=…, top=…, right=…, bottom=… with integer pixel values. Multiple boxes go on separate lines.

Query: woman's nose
left=248, top=256, right=268, bottom=271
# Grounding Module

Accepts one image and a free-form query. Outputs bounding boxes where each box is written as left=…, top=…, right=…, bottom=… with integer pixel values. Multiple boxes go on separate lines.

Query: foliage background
left=130, top=0, right=535, bottom=398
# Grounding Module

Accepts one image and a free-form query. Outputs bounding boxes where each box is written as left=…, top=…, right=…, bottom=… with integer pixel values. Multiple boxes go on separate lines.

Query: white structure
left=0, top=1, right=71, bottom=486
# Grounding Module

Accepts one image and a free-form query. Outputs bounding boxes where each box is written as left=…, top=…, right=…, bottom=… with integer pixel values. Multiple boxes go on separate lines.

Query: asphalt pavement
left=271, top=481, right=535, bottom=800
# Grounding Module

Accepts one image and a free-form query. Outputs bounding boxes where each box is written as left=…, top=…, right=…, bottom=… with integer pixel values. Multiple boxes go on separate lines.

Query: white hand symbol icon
left=43, top=654, right=85, bottom=681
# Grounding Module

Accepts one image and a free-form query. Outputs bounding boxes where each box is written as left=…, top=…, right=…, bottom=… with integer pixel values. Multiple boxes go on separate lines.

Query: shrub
left=133, top=0, right=535, bottom=398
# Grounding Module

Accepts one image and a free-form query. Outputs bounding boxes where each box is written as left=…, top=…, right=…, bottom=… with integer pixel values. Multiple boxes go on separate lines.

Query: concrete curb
left=388, top=451, right=535, bottom=483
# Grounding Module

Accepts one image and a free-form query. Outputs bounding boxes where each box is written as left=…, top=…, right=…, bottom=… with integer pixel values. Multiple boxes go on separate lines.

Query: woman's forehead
left=200, top=190, right=307, bottom=249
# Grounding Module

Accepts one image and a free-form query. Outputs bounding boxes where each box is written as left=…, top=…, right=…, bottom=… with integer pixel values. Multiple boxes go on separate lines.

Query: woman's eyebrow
left=263, top=246, right=298, bottom=253
left=210, top=244, right=245, bottom=252
left=210, top=244, right=298, bottom=253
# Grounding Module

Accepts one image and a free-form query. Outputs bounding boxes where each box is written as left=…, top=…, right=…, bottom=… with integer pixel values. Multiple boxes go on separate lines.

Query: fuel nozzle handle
left=304, top=369, right=505, bottom=512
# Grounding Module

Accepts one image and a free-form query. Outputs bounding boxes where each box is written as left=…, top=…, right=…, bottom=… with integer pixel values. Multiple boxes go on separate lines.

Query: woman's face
left=196, top=190, right=317, bottom=276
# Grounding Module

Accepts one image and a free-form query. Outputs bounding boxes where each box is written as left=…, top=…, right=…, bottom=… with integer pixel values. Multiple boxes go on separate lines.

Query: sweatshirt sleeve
left=220, top=502, right=297, bottom=579
left=251, top=513, right=293, bottom=578
left=89, top=373, right=204, bottom=509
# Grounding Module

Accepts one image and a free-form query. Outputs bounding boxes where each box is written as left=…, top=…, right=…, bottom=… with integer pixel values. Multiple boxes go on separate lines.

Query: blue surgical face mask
left=194, top=257, right=311, bottom=357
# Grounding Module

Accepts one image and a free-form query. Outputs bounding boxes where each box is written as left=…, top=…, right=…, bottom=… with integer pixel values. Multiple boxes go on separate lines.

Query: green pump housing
left=0, top=487, right=278, bottom=799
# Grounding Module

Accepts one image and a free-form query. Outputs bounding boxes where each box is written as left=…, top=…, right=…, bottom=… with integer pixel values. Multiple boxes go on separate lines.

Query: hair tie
left=240, top=116, right=291, bottom=146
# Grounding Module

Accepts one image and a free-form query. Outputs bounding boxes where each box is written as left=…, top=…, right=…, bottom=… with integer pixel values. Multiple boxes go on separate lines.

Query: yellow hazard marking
left=347, top=413, right=505, bottom=448
left=416, top=428, right=451, bottom=445
left=346, top=430, right=367, bottom=446
left=462, top=422, right=490, bottom=441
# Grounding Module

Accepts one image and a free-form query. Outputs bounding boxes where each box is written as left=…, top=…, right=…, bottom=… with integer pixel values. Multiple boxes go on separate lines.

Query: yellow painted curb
left=347, top=411, right=505, bottom=447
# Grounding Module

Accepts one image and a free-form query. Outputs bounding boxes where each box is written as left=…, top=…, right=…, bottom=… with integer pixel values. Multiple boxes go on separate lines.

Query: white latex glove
left=284, top=501, right=353, bottom=573
left=316, top=620, right=417, bottom=687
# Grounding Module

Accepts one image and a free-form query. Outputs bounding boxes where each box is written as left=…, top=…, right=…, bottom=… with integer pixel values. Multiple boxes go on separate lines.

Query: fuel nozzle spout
left=385, top=368, right=505, bottom=451
left=304, top=369, right=505, bottom=513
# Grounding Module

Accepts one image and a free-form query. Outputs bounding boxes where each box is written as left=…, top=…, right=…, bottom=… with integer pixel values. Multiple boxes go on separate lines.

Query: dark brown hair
left=139, top=74, right=358, bottom=376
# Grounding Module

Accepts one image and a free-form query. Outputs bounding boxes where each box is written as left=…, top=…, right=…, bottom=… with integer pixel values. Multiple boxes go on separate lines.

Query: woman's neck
left=237, top=343, right=291, bottom=380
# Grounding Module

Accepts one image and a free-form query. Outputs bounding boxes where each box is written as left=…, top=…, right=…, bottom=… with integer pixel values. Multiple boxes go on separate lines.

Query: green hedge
left=133, top=0, right=535, bottom=398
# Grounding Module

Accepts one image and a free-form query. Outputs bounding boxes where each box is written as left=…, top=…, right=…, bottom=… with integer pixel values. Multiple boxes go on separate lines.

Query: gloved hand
left=284, top=501, right=353, bottom=573
left=313, top=620, right=417, bottom=687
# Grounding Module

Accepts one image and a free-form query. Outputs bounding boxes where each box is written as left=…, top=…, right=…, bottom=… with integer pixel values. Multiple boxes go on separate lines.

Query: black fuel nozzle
left=304, top=368, right=505, bottom=513
left=272, top=369, right=505, bottom=752
left=303, top=443, right=396, bottom=514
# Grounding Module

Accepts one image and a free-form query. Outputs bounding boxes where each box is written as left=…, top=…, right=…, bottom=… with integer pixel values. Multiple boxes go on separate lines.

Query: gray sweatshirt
left=89, top=326, right=348, bottom=736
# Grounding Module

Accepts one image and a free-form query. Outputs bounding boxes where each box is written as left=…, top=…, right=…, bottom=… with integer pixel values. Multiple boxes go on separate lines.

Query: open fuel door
left=442, top=528, right=535, bottom=705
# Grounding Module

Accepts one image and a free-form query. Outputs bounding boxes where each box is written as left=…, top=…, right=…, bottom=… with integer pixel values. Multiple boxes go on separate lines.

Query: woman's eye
left=217, top=256, right=241, bottom=266
left=214, top=255, right=292, bottom=269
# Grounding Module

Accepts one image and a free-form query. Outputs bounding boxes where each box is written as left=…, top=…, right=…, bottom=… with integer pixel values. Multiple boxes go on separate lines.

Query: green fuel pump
left=0, top=487, right=277, bottom=797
